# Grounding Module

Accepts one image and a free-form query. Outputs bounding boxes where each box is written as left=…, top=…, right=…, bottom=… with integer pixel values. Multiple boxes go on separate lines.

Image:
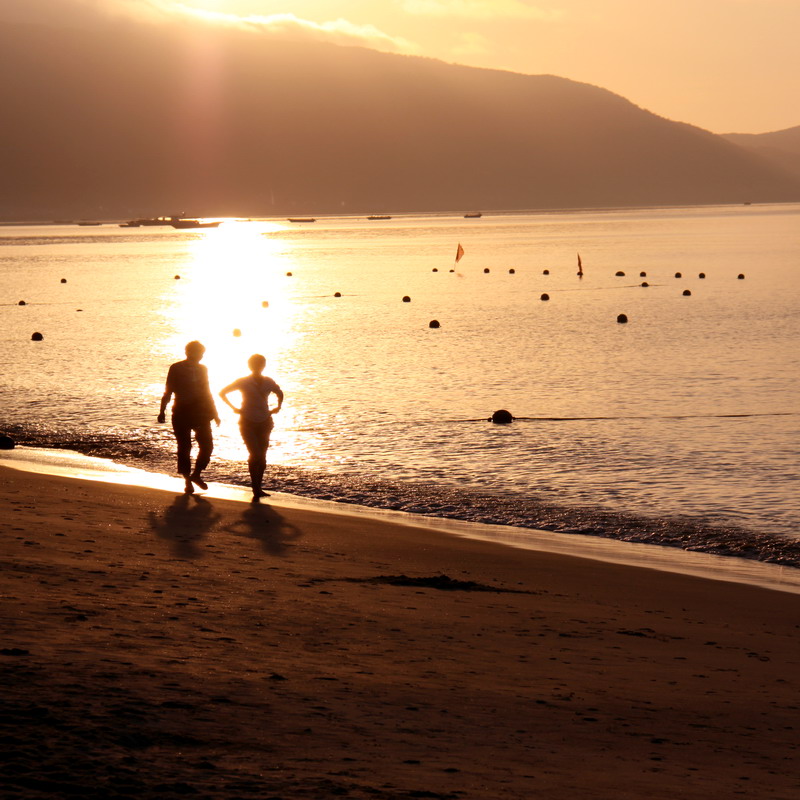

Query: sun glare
left=166, top=221, right=295, bottom=380
left=159, top=220, right=312, bottom=464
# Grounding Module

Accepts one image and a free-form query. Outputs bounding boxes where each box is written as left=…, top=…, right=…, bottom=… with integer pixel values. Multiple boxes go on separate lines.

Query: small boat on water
left=119, top=216, right=221, bottom=229
left=288, top=218, right=316, bottom=223
left=464, top=212, right=483, bottom=218
left=120, top=216, right=181, bottom=228
left=367, top=215, right=392, bottom=220
left=170, top=219, right=222, bottom=229
left=77, top=221, right=102, bottom=226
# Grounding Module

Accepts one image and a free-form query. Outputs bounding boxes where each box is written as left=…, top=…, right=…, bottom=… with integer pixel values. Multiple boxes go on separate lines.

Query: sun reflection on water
left=159, top=220, right=319, bottom=466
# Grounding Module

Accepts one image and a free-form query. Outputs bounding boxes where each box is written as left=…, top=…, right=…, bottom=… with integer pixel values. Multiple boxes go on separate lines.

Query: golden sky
left=7, top=0, right=800, bottom=133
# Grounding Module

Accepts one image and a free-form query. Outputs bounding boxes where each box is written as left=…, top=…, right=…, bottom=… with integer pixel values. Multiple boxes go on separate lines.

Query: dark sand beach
left=2, top=464, right=799, bottom=799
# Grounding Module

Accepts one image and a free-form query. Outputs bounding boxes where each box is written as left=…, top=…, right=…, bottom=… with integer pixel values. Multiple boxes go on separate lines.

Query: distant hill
left=723, top=127, right=800, bottom=180
left=1, top=19, right=799, bottom=220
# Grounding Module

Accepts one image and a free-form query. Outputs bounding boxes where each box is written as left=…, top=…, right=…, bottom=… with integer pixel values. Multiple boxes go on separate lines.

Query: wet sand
left=2, top=463, right=799, bottom=799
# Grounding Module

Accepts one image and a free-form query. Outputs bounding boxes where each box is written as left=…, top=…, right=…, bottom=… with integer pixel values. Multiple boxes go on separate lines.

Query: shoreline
left=2, top=460, right=799, bottom=797
left=2, top=445, right=799, bottom=595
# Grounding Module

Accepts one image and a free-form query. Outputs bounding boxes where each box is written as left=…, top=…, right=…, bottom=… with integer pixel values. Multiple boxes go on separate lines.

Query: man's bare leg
left=190, top=423, right=213, bottom=490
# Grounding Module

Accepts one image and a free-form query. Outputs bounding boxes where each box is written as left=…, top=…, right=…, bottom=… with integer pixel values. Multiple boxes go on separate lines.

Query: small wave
left=5, top=424, right=800, bottom=570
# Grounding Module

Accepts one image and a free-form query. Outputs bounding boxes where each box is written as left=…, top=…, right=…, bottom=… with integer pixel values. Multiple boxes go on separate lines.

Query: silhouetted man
left=158, top=341, right=220, bottom=494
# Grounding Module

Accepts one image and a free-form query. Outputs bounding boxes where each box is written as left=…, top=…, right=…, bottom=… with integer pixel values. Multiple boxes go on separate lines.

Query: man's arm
left=157, top=366, right=174, bottom=423
left=203, top=367, right=221, bottom=425
left=157, top=390, right=172, bottom=423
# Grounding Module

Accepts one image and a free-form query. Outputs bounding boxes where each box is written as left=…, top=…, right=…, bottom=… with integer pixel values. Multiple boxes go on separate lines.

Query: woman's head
left=248, top=353, right=266, bottom=374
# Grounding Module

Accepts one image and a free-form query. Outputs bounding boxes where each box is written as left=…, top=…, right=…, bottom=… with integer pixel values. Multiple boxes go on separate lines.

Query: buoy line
left=454, top=411, right=797, bottom=423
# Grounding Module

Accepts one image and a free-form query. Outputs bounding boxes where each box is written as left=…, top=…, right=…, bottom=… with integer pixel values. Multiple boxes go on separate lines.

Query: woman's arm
left=270, top=386, right=284, bottom=415
left=219, top=382, right=242, bottom=414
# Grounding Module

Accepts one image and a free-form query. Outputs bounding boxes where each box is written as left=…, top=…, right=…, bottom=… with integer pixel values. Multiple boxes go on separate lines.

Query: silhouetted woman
left=219, top=354, right=284, bottom=500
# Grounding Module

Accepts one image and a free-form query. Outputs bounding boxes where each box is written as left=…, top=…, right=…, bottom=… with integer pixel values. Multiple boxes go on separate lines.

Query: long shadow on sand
left=147, top=494, right=222, bottom=558
left=223, top=501, right=302, bottom=556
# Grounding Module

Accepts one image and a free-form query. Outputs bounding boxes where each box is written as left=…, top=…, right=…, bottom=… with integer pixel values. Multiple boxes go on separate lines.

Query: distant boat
left=288, top=218, right=316, bottom=223
left=120, top=216, right=183, bottom=228
left=77, top=221, right=102, bottom=226
left=464, top=212, right=482, bottom=218
left=170, top=219, right=222, bottom=229
left=367, top=215, right=392, bottom=220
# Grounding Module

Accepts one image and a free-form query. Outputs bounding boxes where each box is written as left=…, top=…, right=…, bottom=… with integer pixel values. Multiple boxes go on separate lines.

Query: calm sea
left=2, top=205, right=798, bottom=565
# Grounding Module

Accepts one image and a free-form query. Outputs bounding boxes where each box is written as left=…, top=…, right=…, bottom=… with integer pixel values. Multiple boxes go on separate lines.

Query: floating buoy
left=262, top=300, right=269, bottom=307
left=540, top=293, right=550, bottom=301
left=233, top=328, right=241, bottom=337
left=615, top=271, right=625, bottom=277
left=174, top=275, right=180, bottom=280
left=449, top=269, right=455, bottom=273
left=543, top=269, right=550, bottom=275
left=698, top=273, right=706, bottom=279
left=737, top=274, right=745, bottom=280
left=18, top=300, right=26, bottom=306
left=402, top=296, right=411, bottom=303
left=641, top=282, right=649, bottom=287
left=483, top=268, right=490, bottom=273
left=683, top=289, right=692, bottom=296
left=490, top=409, right=514, bottom=424
left=509, top=268, right=515, bottom=274
left=617, top=314, right=628, bottom=324
left=429, top=319, right=440, bottom=329
left=76, top=309, right=83, bottom=312
left=60, top=278, right=67, bottom=283
left=432, top=268, right=438, bottom=273
left=286, top=271, right=293, bottom=276
left=675, top=272, right=682, bottom=278
left=0, top=435, right=15, bottom=450
left=31, top=332, right=43, bottom=341
left=639, top=271, right=647, bottom=277
left=334, top=292, right=341, bottom=298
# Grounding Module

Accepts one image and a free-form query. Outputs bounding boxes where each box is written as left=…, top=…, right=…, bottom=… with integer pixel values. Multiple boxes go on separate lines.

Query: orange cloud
left=173, top=5, right=418, bottom=53
left=401, top=0, right=563, bottom=20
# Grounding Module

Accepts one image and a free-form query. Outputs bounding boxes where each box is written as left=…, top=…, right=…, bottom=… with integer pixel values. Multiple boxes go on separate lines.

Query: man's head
left=185, top=341, right=206, bottom=362
left=248, top=353, right=266, bottom=374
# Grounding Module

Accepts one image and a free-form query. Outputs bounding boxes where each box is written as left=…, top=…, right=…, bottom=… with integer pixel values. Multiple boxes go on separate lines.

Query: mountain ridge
left=1, top=19, right=798, bottom=220
left=723, top=126, right=800, bottom=181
